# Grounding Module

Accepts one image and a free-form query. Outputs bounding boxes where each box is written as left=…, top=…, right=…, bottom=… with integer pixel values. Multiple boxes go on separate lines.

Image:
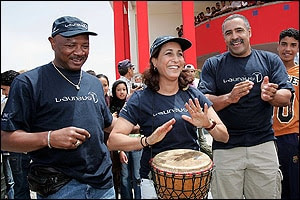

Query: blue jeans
left=120, top=150, right=142, bottom=199
left=37, top=179, right=115, bottom=199
left=2, top=153, right=14, bottom=199
left=9, top=152, right=31, bottom=199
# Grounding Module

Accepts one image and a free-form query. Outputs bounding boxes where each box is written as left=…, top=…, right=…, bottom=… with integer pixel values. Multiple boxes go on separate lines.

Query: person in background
left=182, top=64, right=199, bottom=88
left=219, top=1, right=231, bottom=15
left=109, top=80, right=142, bottom=199
left=204, top=6, right=212, bottom=20
left=2, top=70, right=32, bottom=199
left=273, top=28, right=299, bottom=200
left=133, top=73, right=146, bottom=90
left=198, top=14, right=294, bottom=199
left=109, top=80, right=127, bottom=199
left=1, top=16, right=116, bottom=199
left=86, top=69, right=97, bottom=76
left=1, top=70, right=20, bottom=199
left=181, top=64, right=213, bottom=160
left=133, top=73, right=142, bottom=84
left=176, top=26, right=183, bottom=38
left=97, top=73, right=111, bottom=108
left=107, top=35, right=229, bottom=199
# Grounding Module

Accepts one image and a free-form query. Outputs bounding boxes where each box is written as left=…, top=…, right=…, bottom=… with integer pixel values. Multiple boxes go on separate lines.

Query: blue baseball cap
left=150, top=36, right=192, bottom=57
left=51, top=16, right=97, bottom=37
left=118, top=59, right=134, bottom=70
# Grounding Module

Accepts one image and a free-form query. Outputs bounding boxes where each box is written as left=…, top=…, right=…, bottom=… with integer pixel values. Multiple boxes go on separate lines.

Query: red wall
left=195, top=1, right=299, bottom=56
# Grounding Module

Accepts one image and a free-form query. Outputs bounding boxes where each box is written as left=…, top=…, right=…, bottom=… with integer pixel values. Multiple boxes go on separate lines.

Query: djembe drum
left=150, top=149, right=213, bottom=199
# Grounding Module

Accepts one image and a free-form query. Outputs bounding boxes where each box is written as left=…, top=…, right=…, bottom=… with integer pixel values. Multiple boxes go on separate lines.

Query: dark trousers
left=9, top=152, right=31, bottom=199
left=276, top=133, right=299, bottom=199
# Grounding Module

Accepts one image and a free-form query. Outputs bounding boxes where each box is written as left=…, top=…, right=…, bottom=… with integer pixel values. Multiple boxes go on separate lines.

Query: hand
left=228, top=80, right=254, bottom=103
left=146, top=118, right=176, bottom=145
left=112, top=112, right=118, bottom=118
left=49, top=126, right=90, bottom=149
left=182, top=98, right=211, bottom=128
left=261, top=76, right=278, bottom=102
left=119, top=151, right=128, bottom=164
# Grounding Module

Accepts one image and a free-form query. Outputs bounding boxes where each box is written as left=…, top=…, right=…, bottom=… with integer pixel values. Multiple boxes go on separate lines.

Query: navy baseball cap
left=150, top=35, right=192, bottom=57
left=51, top=16, right=97, bottom=37
left=118, top=59, right=134, bottom=70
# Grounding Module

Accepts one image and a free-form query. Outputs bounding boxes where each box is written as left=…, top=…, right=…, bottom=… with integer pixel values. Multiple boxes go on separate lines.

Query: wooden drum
left=150, top=149, right=213, bottom=199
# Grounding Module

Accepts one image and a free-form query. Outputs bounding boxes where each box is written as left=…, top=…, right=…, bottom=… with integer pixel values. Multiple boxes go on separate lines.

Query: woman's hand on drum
left=147, top=118, right=176, bottom=145
left=182, top=98, right=211, bottom=128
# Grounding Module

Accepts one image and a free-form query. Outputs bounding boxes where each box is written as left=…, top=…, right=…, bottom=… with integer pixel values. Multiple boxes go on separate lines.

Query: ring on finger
left=75, top=140, right=81, bottom=147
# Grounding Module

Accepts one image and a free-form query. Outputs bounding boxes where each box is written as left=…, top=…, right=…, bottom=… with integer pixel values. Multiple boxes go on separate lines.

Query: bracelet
left=205, top=119, right=217, bottom=131
left=145, top=137, right=151, bottom=147
left=47, top=131, right=53, bottom=148
left=140, top=136, right=147, bottom=148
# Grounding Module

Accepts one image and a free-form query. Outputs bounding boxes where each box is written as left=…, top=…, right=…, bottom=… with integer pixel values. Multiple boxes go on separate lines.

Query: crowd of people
left=177, top=1, right=269, bottom=37
left=194, top=1, right=268, bottom=26
left=1, top=12, right=299, bottom=200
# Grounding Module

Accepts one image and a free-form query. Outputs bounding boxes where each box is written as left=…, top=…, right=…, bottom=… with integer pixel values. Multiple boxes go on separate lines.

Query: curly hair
left=142, top=45, right=189, bottom=92
left=1, top=70, right=20, bottom=86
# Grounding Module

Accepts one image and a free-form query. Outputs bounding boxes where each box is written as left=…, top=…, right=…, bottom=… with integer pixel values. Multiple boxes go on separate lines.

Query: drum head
left=151, top=149, right=212, bottom=174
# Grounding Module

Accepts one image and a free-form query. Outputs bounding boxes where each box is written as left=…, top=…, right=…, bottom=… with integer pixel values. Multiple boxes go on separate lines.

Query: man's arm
left=1, top=130, right=48, bottom=153
left=261, top=76, right=292, bottom=107
left=1, top=127, right=91, bottom=153
left=205, top=80, right=254, bottom=111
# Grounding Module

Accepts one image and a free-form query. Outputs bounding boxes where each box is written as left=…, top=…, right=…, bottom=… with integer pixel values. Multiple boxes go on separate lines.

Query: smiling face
left=277, top=36, right=299, bottom=64
left=49, top=34, right=90, bottom=71
left=223, top=17, right=252, bottom=57
left=151, top=41, right=185, bottom=82
left=115, top=83, right=127, bottom=100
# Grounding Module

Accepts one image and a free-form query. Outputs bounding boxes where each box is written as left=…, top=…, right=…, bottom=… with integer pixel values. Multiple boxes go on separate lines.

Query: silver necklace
left=52, top=62, right=82, bottom=90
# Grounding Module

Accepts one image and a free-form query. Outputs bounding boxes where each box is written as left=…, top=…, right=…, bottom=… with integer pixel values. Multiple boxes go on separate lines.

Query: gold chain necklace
left=52, top=62, right=82, bottom=90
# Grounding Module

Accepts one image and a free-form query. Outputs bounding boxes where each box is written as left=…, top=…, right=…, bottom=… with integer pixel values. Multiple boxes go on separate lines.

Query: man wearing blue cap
left=1, top=16, right=116, bottom=199
left=117, top=59, right=135, bottom=96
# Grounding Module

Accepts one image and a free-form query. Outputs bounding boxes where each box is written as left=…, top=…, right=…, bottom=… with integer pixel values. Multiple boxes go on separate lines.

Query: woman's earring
left=154, top=67, right=158, bottom=72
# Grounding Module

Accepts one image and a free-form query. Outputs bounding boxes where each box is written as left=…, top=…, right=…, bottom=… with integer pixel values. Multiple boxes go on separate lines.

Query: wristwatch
left=205, top=119, right=217, bottom=131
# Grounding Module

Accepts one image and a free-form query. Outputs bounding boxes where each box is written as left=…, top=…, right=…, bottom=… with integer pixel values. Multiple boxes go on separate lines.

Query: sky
left=1, top=1, right=117, bottom=83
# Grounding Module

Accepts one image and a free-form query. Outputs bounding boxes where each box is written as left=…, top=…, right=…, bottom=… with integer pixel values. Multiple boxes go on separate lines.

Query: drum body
left=150, top=149, right=213, bottom=199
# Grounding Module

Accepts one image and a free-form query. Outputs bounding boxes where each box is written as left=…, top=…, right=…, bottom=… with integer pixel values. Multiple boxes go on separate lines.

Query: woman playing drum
left=107, top=35, right=229, bottom=199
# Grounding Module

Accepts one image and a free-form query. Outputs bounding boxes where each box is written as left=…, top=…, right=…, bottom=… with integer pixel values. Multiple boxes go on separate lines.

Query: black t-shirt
left=119, top=86, right=212, bottom=178
left=199, top=49, right=294, bottom=150
left=1, top=62, right=113, bottom=189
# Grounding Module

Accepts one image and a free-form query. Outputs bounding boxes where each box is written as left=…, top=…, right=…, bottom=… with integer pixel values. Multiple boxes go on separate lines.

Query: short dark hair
left=222, top=14, right=250, bottom=33
left=118, top=67, right=129, bottom=76
left=1, top=70, right=20, bottom=86
left=279, top=28, right=299, bottom=43
left=86, top=70, right=96, bottom=76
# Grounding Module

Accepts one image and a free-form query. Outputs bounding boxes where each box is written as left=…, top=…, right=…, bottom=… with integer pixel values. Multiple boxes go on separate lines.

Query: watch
left=205, top=119, right=217, bottom=131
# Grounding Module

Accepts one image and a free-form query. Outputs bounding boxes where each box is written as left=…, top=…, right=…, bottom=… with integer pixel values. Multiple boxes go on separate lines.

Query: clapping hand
left=261, top=76, right=278, bottom=102
left=182, top=98, right=211, bottom=128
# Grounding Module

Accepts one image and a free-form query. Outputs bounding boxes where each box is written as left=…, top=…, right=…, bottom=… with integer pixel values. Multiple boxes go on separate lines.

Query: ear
left=151, top=57, right=157, bottom=67
left=248, top=28, right=252, bottom=38
left=48, top=37, right=55, bottom=50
